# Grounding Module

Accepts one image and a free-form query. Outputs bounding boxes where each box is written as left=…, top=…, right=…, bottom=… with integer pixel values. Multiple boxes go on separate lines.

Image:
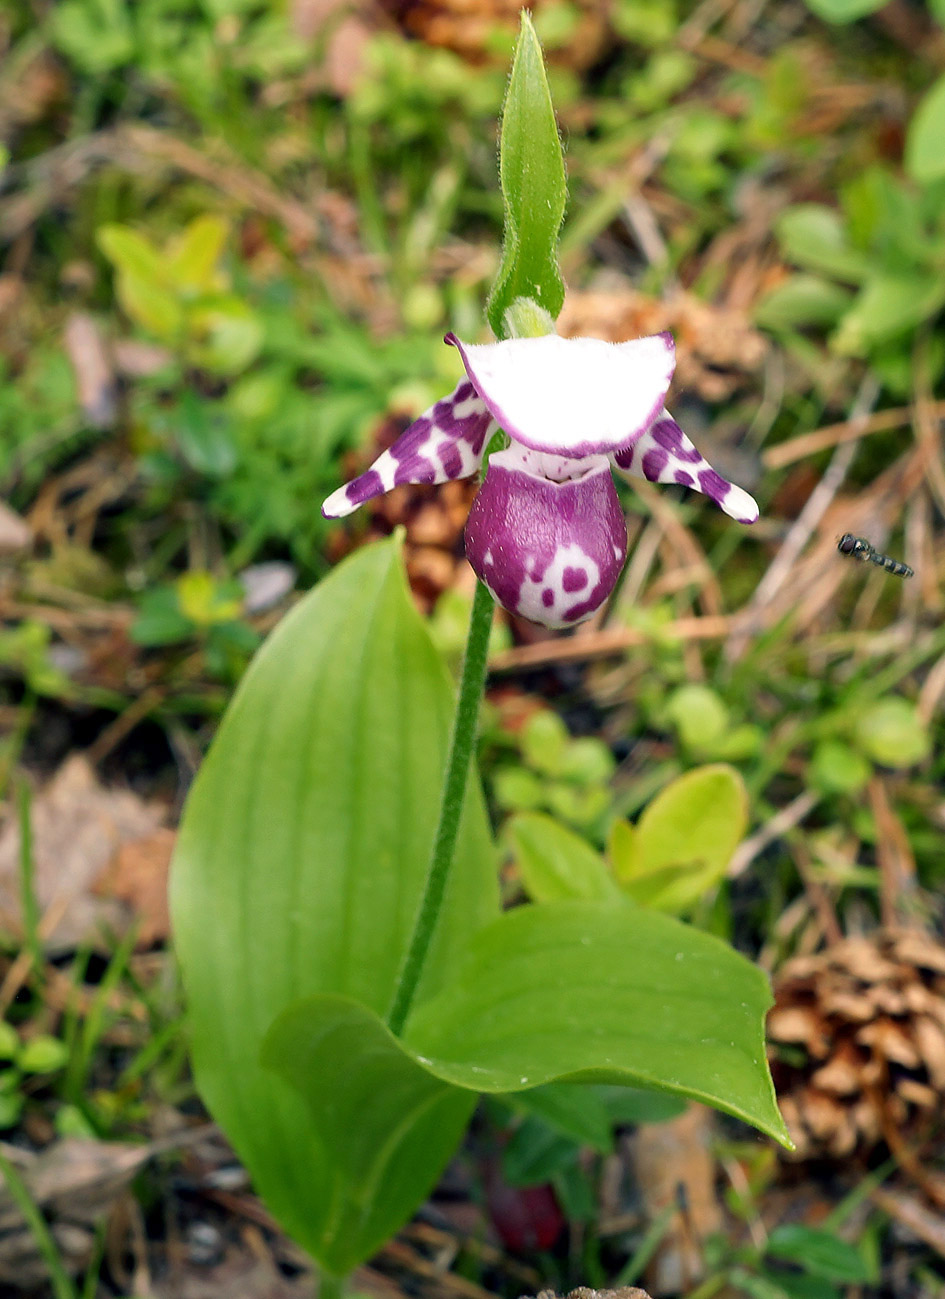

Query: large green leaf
left=263, top=896, right=788, bottom=1266
left=266, top=897, right=788, bottom=1267
left=262, top=995, right=474, bottom=1275
left=403, top=900, right=790, bottom=1145
left=486, top=12, right=566, bottom=337
left=171, top=537, right=498, bottom=1268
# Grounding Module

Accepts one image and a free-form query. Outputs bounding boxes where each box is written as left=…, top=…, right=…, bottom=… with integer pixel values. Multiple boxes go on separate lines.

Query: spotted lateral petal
left=322, top=379, right=496, bottom=518
left=612, top=411, right=759, bottom=525
left=447, top=332, right=675, bottom=458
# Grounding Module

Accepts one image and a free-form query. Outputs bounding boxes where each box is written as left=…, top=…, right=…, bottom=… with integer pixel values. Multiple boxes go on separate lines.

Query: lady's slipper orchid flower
left=323, top=332, right=758, bottom=629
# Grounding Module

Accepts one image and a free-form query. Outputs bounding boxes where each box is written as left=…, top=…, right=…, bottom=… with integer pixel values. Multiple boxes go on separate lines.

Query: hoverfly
left=837, top=533, right=913, bottom=579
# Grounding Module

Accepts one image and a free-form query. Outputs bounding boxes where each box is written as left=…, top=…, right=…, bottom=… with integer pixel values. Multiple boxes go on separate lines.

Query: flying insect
left=837, top=533, right=913, bottom=579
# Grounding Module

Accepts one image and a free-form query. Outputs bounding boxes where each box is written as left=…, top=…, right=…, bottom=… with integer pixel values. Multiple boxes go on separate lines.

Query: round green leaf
left=493, top=765, right=545, bottom=811
left=809, top=739, right=871, bottom=795
left=618, top=764, right=749, bottom=912
left=546, top=782, right=611, bottom=828
left=906, top=74, right=945, bottom=184
left=508, top=812, right=620, bottom=903
left=558, top=737, right=616, bottom=786
left=854, top=697, right=931, bottom=768
left=0, top=1087, right=23, bottom=1130
left=0, top=1023, right=19, bottom=1062
left=18, top=1035, right=69, bottom=1075
left=666, top=684, right=729, bottom=751
left=755, top=275, right=853, bottom=330
left=521, top=710, right=569, bottom=776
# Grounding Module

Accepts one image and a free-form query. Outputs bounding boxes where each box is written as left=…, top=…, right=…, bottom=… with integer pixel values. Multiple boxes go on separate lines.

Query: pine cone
left=768, top=929, right=945, bottom=1161
left=523, top=1289, right=652, bottom=1299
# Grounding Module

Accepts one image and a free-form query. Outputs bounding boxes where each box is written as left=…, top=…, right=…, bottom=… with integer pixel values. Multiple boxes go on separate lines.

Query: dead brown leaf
left=93, top=826, right=176, bottom=947
left=0, top=1138, right=152, bottom=1286
left=156, top=1217, right=314, bottom=1299
left=154, top=1252, right=312, bottom=1299
left=871, top=1185, right=945, bottom=1259
left=631, top=1105, right=722, bottom=1294
left=291, top=0, right=376, bottom=96
left=377, top=0, right=610, bottom=70
left=0, top=502, right=31, bottom=554
left=63, top=312, right=117, bottom=429
left=0, top=47, right=66, bottom=136
left=0, top=754, right=168, bottom=953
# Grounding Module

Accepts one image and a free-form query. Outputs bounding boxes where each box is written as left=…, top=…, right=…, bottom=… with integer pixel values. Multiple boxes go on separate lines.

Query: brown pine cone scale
left=768, top=929, right=945, bottom=1161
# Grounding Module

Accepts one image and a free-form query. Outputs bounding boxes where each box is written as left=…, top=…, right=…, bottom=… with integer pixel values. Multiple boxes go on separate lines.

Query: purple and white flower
left=322, top=331, right=758, bottom=628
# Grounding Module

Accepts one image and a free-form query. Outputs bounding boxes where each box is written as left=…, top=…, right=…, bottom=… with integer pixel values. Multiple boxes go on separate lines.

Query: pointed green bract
left=486, top=12, right=566, bottom=338
left=170, top=537, right=499, bottom=1268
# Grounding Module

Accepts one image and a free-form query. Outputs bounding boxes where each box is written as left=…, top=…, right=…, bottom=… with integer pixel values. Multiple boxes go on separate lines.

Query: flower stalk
left=386, top=578, right=494, bottom=1037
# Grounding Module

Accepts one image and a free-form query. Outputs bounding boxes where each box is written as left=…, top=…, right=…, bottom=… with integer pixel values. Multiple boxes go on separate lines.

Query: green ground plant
left=172, top=23, right=788, bottom=1289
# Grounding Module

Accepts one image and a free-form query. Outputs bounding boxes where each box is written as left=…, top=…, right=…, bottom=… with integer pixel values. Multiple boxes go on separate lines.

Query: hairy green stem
left=387, top=580, right=494, bottom=1037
